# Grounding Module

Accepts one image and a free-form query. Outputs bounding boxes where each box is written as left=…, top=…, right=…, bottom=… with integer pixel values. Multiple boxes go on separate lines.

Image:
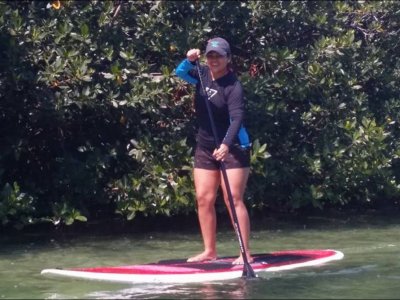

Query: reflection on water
left=0, top=213, right=399, bottom=299
left=87, top=280, right=251, bottom=299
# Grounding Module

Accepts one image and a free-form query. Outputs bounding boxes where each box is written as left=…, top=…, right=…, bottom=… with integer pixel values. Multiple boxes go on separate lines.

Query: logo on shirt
left=205, top=87, right=218, bottom=100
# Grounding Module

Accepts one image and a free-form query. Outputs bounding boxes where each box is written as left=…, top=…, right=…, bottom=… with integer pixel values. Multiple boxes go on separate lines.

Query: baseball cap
left=205, top=37, right=231, bottom=57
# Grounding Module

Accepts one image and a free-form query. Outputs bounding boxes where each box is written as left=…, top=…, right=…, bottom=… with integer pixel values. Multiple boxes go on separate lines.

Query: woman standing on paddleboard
left=175, top=37, right=252, bottom=265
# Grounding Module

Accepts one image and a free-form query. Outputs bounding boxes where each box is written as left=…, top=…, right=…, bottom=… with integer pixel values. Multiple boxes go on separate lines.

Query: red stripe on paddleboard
left=71, top=250, right=338, bottom=275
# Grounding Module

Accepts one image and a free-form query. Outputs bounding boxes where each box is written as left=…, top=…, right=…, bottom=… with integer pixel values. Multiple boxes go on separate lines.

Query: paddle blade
left=242, top=262, right=257, bottom=279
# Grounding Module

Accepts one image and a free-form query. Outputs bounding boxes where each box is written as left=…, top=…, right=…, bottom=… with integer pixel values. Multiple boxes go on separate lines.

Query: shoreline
left=1, top=207, right=399, bottom=242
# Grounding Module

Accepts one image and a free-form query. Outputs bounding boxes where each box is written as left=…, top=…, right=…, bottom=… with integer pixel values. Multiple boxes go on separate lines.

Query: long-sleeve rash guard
left=175, top=58, right=250, bottom=150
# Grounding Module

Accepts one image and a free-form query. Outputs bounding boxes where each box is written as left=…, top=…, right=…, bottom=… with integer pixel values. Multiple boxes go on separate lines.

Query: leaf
left=308, top=63, right=321, bottom=75
left=65, top=218, right=74, bottom=225
left=81, top=75, right=92, bottom=82
left=80, top=23, right=89, bottom=37
left=75, top=215, right=87, bottom=222
left=119, top=51, right=129, bottom=60
left=258, top=143, right=267, bottom=153
left=101, top=72, right=114, bottom=79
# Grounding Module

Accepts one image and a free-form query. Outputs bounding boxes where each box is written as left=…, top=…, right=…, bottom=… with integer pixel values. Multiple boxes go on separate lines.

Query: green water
left=1, top=214, right=399, bottom=299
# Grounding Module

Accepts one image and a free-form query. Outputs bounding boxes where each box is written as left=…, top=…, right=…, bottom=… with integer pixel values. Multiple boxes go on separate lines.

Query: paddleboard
left=41, top=249, right=343, bottom=284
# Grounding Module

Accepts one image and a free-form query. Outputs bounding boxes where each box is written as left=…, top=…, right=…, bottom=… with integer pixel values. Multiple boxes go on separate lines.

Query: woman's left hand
left=213, top=144, right=229, bottom=161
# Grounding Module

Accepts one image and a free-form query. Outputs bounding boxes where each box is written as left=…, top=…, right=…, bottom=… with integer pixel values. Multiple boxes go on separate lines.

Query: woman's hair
left=227, top=54, right=237, bottom=74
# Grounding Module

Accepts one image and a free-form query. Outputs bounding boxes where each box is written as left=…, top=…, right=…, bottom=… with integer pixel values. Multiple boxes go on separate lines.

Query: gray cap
left=205, top=37, right=231, bottom=56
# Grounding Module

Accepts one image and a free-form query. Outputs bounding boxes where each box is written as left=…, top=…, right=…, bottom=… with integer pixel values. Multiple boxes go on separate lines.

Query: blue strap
left=238, top=125, right=251, bottom=148
left=226, top=119, right=251, bottom=148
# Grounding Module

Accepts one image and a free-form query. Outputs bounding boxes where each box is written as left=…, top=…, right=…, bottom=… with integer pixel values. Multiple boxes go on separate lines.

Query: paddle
left=195, top=60, right=257, bottom=279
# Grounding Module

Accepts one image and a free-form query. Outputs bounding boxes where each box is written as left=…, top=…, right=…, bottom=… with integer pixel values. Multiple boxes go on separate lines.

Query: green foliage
left=0, top=182, right=35, bottom=229
left=237, top=0, right=400, bottom=211
left=0, top=0, right=399, bottom=228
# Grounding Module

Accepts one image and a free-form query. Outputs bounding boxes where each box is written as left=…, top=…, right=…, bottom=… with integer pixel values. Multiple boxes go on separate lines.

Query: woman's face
left=206, top=51, right=229, bottom=77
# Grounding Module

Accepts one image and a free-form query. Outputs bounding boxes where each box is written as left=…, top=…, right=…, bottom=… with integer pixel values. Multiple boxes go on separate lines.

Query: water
left=1, top=213, right=399, bottom=299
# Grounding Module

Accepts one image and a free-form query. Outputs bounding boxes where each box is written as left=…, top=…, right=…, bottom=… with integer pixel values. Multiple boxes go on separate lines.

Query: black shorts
left=194, top=145, right=250, bottom=170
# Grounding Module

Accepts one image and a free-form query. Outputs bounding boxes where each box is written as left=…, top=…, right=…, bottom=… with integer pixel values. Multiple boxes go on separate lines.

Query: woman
left=175, top=37, right=252, bottom=265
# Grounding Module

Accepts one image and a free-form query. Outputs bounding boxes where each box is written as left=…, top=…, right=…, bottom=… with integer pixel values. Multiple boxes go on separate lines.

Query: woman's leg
left=220, top=167, right=252, bottom=264
left=187, top=167, right=221, bottom=262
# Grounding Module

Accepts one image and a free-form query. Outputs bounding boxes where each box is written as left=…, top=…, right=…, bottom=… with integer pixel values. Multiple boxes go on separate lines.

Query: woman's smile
left=206, top=52, right=229, bottom=79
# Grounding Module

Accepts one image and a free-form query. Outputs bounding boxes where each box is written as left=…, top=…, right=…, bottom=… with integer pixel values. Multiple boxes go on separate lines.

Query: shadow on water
left=0, top=208, right=398, bottom=261
left=1, top=208, right=400, bottom=242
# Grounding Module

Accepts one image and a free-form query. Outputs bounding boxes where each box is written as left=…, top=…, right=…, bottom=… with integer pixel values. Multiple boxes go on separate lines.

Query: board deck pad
left=41, top=249, right=344, bottom=284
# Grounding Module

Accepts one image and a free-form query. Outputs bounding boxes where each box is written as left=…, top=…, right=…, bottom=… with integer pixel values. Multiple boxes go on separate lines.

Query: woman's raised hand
left=187, top=49, right=201, bottom=62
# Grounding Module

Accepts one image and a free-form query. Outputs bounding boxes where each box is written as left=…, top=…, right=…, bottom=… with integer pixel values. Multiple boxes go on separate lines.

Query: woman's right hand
left=187, top=49, right=201, bottom=62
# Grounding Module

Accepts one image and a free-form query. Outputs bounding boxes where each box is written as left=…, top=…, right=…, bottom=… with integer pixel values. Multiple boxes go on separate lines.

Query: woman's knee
left=224, top=194, right=244, bottom=208
left=196, top=192, right=216, bottom=208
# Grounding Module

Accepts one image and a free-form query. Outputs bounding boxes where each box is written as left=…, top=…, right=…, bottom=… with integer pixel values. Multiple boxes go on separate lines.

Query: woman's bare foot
left=232, top=254, right=253, bottom=265
left=187, top=251, right=217, bottom=262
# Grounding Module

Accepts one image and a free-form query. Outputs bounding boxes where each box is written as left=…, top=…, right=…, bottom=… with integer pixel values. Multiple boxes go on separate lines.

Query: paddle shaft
left=195, top=60, right=256, bottom=278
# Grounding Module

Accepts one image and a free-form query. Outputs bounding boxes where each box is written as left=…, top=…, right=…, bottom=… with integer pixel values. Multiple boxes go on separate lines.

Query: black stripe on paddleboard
left=155, top=253, right=309, bottom=271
